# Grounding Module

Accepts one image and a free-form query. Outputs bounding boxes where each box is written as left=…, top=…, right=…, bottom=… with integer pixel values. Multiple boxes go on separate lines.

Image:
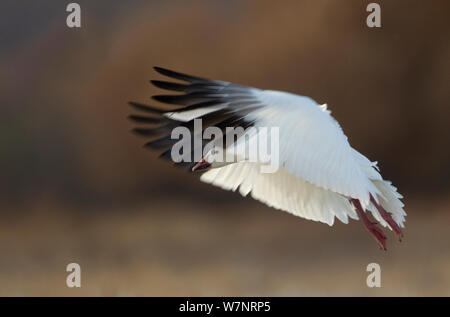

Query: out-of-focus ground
left=0, top=0, right=449, bottom=296
left=1, top=196, right=449, bottom=296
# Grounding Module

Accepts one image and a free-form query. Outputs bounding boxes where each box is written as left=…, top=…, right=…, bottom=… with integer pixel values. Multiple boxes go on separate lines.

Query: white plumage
left=200, top=89, right=405, bottom=228
left=130, top=67, right=406, bottom=249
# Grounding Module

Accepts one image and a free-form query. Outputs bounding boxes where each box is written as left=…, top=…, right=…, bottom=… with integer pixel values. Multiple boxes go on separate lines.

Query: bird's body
left=129, top=67, right=406, bottom=249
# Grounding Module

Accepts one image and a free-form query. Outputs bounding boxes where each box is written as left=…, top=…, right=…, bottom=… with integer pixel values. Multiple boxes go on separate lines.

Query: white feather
left=164, top=104, right=226, bottom=122
left=143, top=67, right=406, bottom=230
left=201, top=162, right=358, bottom=226
left=198, top=89, right=405, bottom=228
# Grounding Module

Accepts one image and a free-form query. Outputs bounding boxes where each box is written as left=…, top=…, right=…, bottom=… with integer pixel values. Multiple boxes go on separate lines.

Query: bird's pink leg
left=351, top=198, right=387, bottom=250
left=370, top=195, right=403, bottom=241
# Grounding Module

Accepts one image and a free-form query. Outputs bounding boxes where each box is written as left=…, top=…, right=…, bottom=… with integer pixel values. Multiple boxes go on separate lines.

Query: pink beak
left=191, top=158, right=211, bottom=172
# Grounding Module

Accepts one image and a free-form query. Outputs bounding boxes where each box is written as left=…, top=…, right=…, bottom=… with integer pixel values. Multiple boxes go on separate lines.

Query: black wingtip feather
left=130, top=68, right=259, bottom=169
left=128, top=101, right=166, bottom=114
left=153, top=66, right=205, bottom=83
left=152, top=93, right=222, bottom=106
left=151, top=94, right=187, bottom=105
left=128, top=114, right=162, bottom=124
left=144, top=136, right=174, bottom=150
left=131, top=128, right=164, bottom=137
left=150, top=80, right=188, bottom=92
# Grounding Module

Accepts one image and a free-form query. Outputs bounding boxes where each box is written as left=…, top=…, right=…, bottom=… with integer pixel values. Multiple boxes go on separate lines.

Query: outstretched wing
left=129, top=67, right=401, bottom=217
left=245, top=90, right=383, bottom=207
left=200, top=161, right=358, bottom=226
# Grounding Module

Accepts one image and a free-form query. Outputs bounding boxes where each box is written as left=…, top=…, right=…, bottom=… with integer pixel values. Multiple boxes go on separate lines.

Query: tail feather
left=368, top=179, right=406, bottom=229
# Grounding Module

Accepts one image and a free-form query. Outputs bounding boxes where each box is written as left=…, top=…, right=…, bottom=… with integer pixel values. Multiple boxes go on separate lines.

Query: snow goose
left=129, top=67, right=406, bottom=250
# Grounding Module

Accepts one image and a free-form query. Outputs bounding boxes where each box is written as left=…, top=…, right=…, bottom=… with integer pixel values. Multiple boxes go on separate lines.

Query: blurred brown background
left=0, top=0, right=449, bottom=296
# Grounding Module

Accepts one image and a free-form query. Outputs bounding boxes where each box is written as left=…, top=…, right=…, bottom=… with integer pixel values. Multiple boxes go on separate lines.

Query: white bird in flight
left=129, top=67, right=406, bottom=250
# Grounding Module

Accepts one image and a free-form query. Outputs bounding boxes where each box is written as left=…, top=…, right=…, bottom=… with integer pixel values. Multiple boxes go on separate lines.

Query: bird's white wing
left=200, top=162, right=358, bottom=226
left=244, top=90, right=382, bottom=207
left=129, top=67, right=405, bottom=228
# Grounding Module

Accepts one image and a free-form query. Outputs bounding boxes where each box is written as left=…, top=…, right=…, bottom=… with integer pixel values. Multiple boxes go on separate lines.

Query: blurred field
left=0, top=0, right=449, bottom=296
left=0, top=195, right=449, bottom=296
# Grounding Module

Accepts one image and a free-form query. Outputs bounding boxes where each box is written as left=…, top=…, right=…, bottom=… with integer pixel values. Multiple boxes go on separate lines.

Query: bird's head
left=191, top=146, right=232, bottom=172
